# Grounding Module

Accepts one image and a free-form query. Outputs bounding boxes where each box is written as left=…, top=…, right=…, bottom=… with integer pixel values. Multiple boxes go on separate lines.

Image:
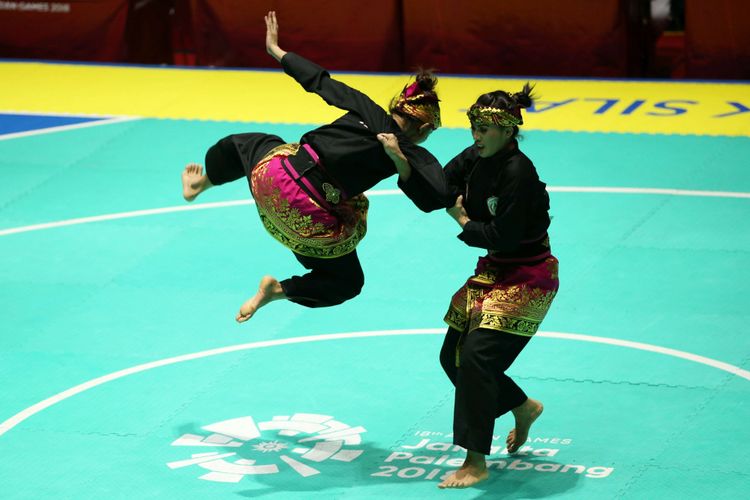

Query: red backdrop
left=401, top=0, right=637, bottom=77
left=0, top=0, right=128, bottom=61
left=685, top=0, right=750, bottom=79
left=186, top=0, right=404, bottom=71
left=1, top=0, right=749, bottom=80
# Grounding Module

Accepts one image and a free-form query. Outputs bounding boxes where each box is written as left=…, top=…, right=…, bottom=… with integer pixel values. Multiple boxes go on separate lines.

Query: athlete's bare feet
left=506, top=398, right=544, bottom=453
left=438, top=450, right=489, bottom=489
left=236, top=276, right=286, bottom=323
left=182, top=163, right=212, bottom=202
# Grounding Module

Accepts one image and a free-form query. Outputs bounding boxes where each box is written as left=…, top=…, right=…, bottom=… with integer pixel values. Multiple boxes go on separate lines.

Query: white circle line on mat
left=1, top=186, right=748, bottom=237
left=1, top=328, right=747, bottom=438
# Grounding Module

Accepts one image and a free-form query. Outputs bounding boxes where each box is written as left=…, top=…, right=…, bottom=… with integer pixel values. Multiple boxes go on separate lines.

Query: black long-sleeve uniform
left=444, top=140, right=551, bottom=262
left=281, top=52, right=451, bottom=211
left=440, top=140, right=555, bottom=455
left=205, top=52, right=452, bottom=308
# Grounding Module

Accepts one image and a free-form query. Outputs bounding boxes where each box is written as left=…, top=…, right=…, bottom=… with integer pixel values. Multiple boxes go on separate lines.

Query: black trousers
left=204, top=133, right=365, bottom=308
left=281, top=250, right=364, bottom=308
left=440, top=327, right=530, bottom=455
left=204, top=133, right=284, bottom=185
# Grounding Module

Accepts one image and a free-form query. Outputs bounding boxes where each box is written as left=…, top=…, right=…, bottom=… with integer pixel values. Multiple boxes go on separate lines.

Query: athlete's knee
left=337, top=271, right=364, bottom=302
left=457, top=344, right=486, bottom=375
left=439, top=347, right=457, bottom=383
left=439, top=328, right=463, bottom=382
left=311, top=272, right=363, bottom=307
left=440, top=339, right=456, bottom=371
left=205, top=136, right=243, bottom=185
left=439, top=344, right=452, bottom=369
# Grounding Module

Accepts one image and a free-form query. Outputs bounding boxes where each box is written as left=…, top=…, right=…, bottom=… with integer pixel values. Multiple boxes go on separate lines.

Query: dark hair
left=389, top=68, right=440, bottom=124
left=475, top=82, right=535, bottom=138
left=414, top=68, right=439, bottom=99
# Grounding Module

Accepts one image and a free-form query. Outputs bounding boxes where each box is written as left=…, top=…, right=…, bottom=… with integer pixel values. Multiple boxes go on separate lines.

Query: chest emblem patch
left=487, top=196, right=499, bottom=216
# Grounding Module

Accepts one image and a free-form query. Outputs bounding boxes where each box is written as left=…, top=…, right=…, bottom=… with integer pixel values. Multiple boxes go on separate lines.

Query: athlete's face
left=407, top=122, right=435, bottom=145
left=471, top=124, right=512, bottom=157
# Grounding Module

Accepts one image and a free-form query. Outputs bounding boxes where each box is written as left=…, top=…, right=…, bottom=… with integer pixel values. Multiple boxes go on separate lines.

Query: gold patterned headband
left=392, top=82, right=442, bottom=129
left=467, top=104, right=522, bottom=128
left=398, top=101, right=442, bottom=129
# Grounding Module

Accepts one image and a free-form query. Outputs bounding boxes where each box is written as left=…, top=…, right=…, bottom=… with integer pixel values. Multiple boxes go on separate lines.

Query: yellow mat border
left=2, top=61, right=749, bottom=137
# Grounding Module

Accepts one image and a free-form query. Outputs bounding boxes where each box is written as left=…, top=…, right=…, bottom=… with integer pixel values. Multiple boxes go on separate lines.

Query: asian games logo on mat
left=166, top=413, right=366, bottom=482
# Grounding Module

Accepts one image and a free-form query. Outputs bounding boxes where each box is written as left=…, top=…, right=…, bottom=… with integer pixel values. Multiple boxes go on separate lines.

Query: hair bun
left=511, top=82, right=535, bottom=109
left=415, top=69, right=438, bottom=93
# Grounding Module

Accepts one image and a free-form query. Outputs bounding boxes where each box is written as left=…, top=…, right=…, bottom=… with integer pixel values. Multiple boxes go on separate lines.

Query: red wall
left=185, top=0, right=641, bottom=76
left=401, top=0, right=635, bottom=77
left=685, top=0, right=750, bottom=79
left=1, top=0, right=748, bottom=80
left=0, top=0, right=129, bottom=62
left=187, top=0, right=404, bottom=71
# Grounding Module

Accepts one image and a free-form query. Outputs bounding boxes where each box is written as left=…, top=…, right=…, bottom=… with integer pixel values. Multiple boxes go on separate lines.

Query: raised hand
left=264, top=11, right=287, bottom=62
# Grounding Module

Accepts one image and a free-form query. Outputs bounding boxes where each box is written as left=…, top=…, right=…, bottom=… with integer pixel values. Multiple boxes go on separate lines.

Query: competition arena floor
left=1, top=61, right=749, bottom=499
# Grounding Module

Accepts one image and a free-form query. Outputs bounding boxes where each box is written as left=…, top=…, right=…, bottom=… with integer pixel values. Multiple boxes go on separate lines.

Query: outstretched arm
left=379, top=134, right=453, bottom=212
left=265, top=12, right=386, bottom=126
left=265, top=11, right=287, bottom=62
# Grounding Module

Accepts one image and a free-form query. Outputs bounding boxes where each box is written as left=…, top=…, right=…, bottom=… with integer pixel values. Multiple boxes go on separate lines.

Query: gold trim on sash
left=250, top=144, right=368, bottom=259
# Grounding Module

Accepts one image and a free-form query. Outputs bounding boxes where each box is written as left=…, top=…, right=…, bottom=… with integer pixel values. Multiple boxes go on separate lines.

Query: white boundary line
left=549, top=186, right=750, bottom=198
left=0, top=328, right=747, bottom=438
left=0, top=116, right=141, bottom=141
left=1, top=186, right=748, bottom=237
left=0, top=110, right=127, bottom=118
left=0, top=200, right=251, bottom=236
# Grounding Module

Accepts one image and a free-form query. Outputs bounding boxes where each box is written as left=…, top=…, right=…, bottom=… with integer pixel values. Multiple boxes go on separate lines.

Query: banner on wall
left=0, top=0, right=128, bottom=62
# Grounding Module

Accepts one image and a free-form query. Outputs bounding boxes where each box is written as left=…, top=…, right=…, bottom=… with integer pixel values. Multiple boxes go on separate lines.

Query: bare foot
left=438, top=451, right=488, bottom=489
left=506, top=398, right=544, bottom=453
left=236, top=276, right=286, bottom=323
left=182, top=163, right=212, bottom=202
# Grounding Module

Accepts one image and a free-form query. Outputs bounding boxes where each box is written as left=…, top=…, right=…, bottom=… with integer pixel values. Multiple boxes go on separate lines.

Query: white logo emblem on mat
left=167, top=413, right=366, bottom=482
left=487, top=196, right=499, bottom=216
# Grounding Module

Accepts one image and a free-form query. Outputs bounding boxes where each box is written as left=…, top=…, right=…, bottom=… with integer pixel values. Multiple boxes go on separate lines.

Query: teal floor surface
left=1, top=116, right=749, bottom=498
